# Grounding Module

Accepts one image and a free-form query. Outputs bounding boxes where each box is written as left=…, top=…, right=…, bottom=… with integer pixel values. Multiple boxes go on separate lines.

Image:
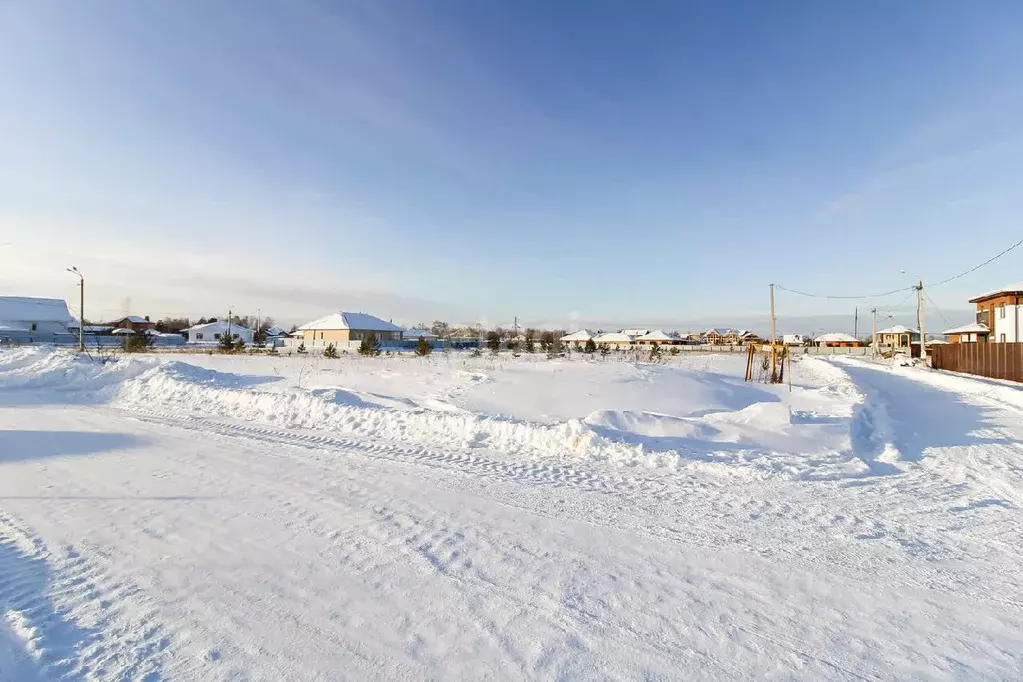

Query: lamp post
left=66, top=267, right=84, bottom=352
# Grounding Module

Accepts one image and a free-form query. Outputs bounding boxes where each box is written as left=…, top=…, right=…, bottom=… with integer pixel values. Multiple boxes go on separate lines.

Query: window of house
left=30, top=322, right=37, bottom=332
left=214, top=333, right=221, bottom=340
left=1000, top=304, right=1006, bottom=319
left=196, top=333, right=204, bottom=340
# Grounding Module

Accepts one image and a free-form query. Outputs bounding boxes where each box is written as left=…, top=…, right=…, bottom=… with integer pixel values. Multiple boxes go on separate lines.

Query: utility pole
left=514, top=316, right=519, bottom=337
left=66, top=267, right=84, bottom=352
left=917, top=280, right=926, bottom=362
left=227, top=307, right=233, bottom=342
left=769, top=283, right=778, bottom=382
left=854, top=307, right=858, bottom=340
left=871, top=308, right=878, bottom=357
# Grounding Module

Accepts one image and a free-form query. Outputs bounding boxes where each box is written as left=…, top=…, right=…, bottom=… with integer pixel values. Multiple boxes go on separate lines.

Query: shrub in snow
left=122, top=332, right=153, bottom=353
left=359, top=334, right=381, bottom=357
left=415, top=336, right=432, bottom=357
left=523, top=333, right=536, bottom=353
left=600, top=344, right=610, bottom=358
left=323, top=343, right=338, bottom=359
left=539, top=331, right=554, bottom=352
left=297, top=342, right=307, bottom=354
left=233, top=337, right=245, bottom=353
left=486, top=331, right=501, bottom=354
left=648, top=344, right=662, bottom=362
left=584, top=338, right=597, bottom=354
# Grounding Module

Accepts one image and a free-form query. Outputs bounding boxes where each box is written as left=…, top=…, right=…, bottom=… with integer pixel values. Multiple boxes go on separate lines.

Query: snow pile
left=0, top=347, right=155, bottom=395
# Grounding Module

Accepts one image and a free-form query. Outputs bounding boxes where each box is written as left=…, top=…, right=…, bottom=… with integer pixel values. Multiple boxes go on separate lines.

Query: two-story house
left=969, top=282, right=1023, bottom=343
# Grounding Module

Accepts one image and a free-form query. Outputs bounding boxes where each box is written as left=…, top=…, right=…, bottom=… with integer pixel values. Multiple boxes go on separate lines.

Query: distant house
left=875, top=325, right=919, bottom=350
left=702, top=328, right=739, bottom=345
left=943, top=322, right=990, bottom=344
left=560, top=329, right=595, bottom=348
left=620, top=329, right=650, bottom=338
left=593, top=331, right=634, bottom=348
left=107, top=315, right=155, bottom=331
left=296, top=312, right=403, bottom=350
left=782, top=334, right=806, bottom=346
left=635, top=330, right=679, bottom=345
left=814, top=332, right=862, bottom=348
left=183, top=321, right=254, bottom=345
left=969, top=282, right=1023, bottom=343
left=736, top=330, right=761, bottom=345
left=0, top=297, right=75, bottom=339
left=404, top=328, right=439, bottom=342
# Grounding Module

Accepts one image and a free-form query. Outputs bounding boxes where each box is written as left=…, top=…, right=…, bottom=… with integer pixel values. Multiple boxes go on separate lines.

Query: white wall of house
left=992, top=304, right=1020, bottom=343
left=186, top=323, right=254, bottom=345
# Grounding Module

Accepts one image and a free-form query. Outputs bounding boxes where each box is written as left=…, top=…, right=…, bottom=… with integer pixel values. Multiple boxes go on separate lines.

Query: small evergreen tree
left=524, top=331, right=536, bottom=353
left=123, top=331, right=153, bottom=353
left=547, top=336, right=563, bottom=359
left=219, top=332, right=236, bottom=353
left=584, top=338, right=597, bottom=354
left=669, top=346, right=680, bottom=356
left=415, top=336, right=432, bottom=357
left=486, top=331, right=501, bottom=354
left=359, top=333, right=381, bottom=356
left=234, top=337, right=246, bottom=353
left=648, top=343, right=663, bottom=362
left=323, top=342, right=338, bottom=359
left=297, top=341, right=307, bottom=354
left=600, top=344, right=610, bottom=359
left=539, top=331, right=554, bottom=352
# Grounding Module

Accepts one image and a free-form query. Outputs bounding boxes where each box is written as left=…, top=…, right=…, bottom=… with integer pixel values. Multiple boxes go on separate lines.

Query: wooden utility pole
left=871, top=308, right=878, bottom=357
left=917, top=280, right=926, bottom=362
left=854, top=307, right=858, bottom=339
left=769, top=284, right=778, bottom=382
left=67, top=267, right=84, bottom=352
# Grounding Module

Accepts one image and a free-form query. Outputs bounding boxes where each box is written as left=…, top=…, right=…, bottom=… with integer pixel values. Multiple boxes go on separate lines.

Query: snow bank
left=0, top=347, right=155, bottom=395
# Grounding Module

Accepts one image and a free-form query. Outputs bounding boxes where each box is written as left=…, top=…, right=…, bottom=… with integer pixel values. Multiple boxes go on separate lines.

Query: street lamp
left=66, top=267, right=84, bottom=352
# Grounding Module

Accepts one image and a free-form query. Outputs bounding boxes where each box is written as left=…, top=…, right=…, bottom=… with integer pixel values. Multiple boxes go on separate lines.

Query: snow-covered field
left=1, top=347, right=1021, bottom=680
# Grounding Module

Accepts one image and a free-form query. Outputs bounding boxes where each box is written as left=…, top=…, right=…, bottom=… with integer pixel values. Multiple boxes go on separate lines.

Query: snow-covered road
left=1, top=349, right=1021, bottom=680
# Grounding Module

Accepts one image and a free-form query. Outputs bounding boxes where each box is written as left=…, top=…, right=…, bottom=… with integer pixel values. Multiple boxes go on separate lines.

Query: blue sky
left=1, top=1, right=1021, bottom=331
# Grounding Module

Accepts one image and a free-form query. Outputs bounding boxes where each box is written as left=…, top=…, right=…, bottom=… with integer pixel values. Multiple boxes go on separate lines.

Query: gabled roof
left=0, top=297, right=74, bottom=324
left=110, top=315, right=151, bottom=324
left=969, top=282, right=1023, bottom=303
left=264, top=326, right=288, bottom=337
left=560, top=329, right=595, bottom=341
left=298, top=312, right=402, bottom=332
left=620, top=329, right=649, bottom=337
left=637, top=330, right=676, bottom=341
left=814, top=332, right=859, bottom=343
left=404, top=328, right=438, bottom=338
left=593, top=332, right=633, bottom=343
left=942, top=322, right=990, bottom=335
left=703, top=327, right=733, bottom=336
left=877, top=325, right=918, bottom=335
left=183, top=321, right=254, bottom=334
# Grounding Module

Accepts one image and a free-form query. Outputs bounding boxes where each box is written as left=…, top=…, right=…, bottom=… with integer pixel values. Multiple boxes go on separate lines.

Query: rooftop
left=298, top=312, right=402, bottom=332
left=942, top=322, right=990, bottom=335
left=0, top=297, right=75, bottom=324
left=969, top=282, right=1023, bottom=303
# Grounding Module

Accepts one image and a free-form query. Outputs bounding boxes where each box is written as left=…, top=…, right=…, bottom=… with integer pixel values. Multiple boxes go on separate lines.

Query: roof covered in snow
left=593, top=332, right=634, bottom=343
left=703, top=328, right=734, bottom=336
left=560, top=329, right=595, bottom=341
left=942, top=322, right=990, bottom=335
left=264, top=326, right=288, bottom=337
left=876, top=325, right=918, bottom=335
left=298, top=312, right=402, bottom=332
left=814, top=332, right=859, bottom=343
left=183, top=321, right=254, bottom=334
left=620, top=329, right=649, bottom=337
left=0, top=297, right=74, bottom=324
left=637, top=330, right=677, bottom=341
left=404, top=328, right=438, bottom=338
left=969, top=282, right=1023, bottom=302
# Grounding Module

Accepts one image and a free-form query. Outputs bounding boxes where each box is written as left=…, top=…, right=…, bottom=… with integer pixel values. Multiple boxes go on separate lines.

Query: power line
left=923, top=290, right=953, bottom=329
left=773, top=284, right=914, bottom=300
left=775, top=236, right=1023, bottom=300
left=926, top=238, right=1023, bottom=288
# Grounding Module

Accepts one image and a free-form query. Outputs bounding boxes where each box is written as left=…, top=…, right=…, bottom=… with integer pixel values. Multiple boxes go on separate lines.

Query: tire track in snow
left=0, top=509, right=176, bottom=680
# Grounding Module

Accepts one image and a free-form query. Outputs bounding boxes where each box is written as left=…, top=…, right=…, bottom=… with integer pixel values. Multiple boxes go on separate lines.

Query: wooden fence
left=930, top=342, right=1023, bottom=383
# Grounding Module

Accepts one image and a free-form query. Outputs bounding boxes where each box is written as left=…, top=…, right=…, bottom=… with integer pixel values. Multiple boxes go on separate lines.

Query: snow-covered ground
left=1, top=347, right=1021, bottom=680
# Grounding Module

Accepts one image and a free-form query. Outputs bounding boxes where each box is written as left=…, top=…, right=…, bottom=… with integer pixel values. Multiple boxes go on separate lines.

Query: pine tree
left=486, top=331, right=501, bottom=354
left=584, top=338, right=597, bottom=354
left=123, top=331, right=153, bottom=353
left=297, top=341, right=307, bottom=354
left=648, top=343, right=662, bottom=362
left=524, top=331, right=536, bottom=353
left=415, top=336, right=432, bottom=357
left=539, top=331, right=554, bottom=352
left=233, top=336, right=246, bottom=353
left=323, top=342, right=338, bottom=359
left=219, top=332, right=236, bottom=353
left=359, top=333, right=381, bottom=356
left=600, top=344, right=610, bottom=359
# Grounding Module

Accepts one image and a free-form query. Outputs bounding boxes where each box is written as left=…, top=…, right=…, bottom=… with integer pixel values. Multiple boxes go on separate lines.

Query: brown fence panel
left=931, top=343, right=1023, bottom=383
